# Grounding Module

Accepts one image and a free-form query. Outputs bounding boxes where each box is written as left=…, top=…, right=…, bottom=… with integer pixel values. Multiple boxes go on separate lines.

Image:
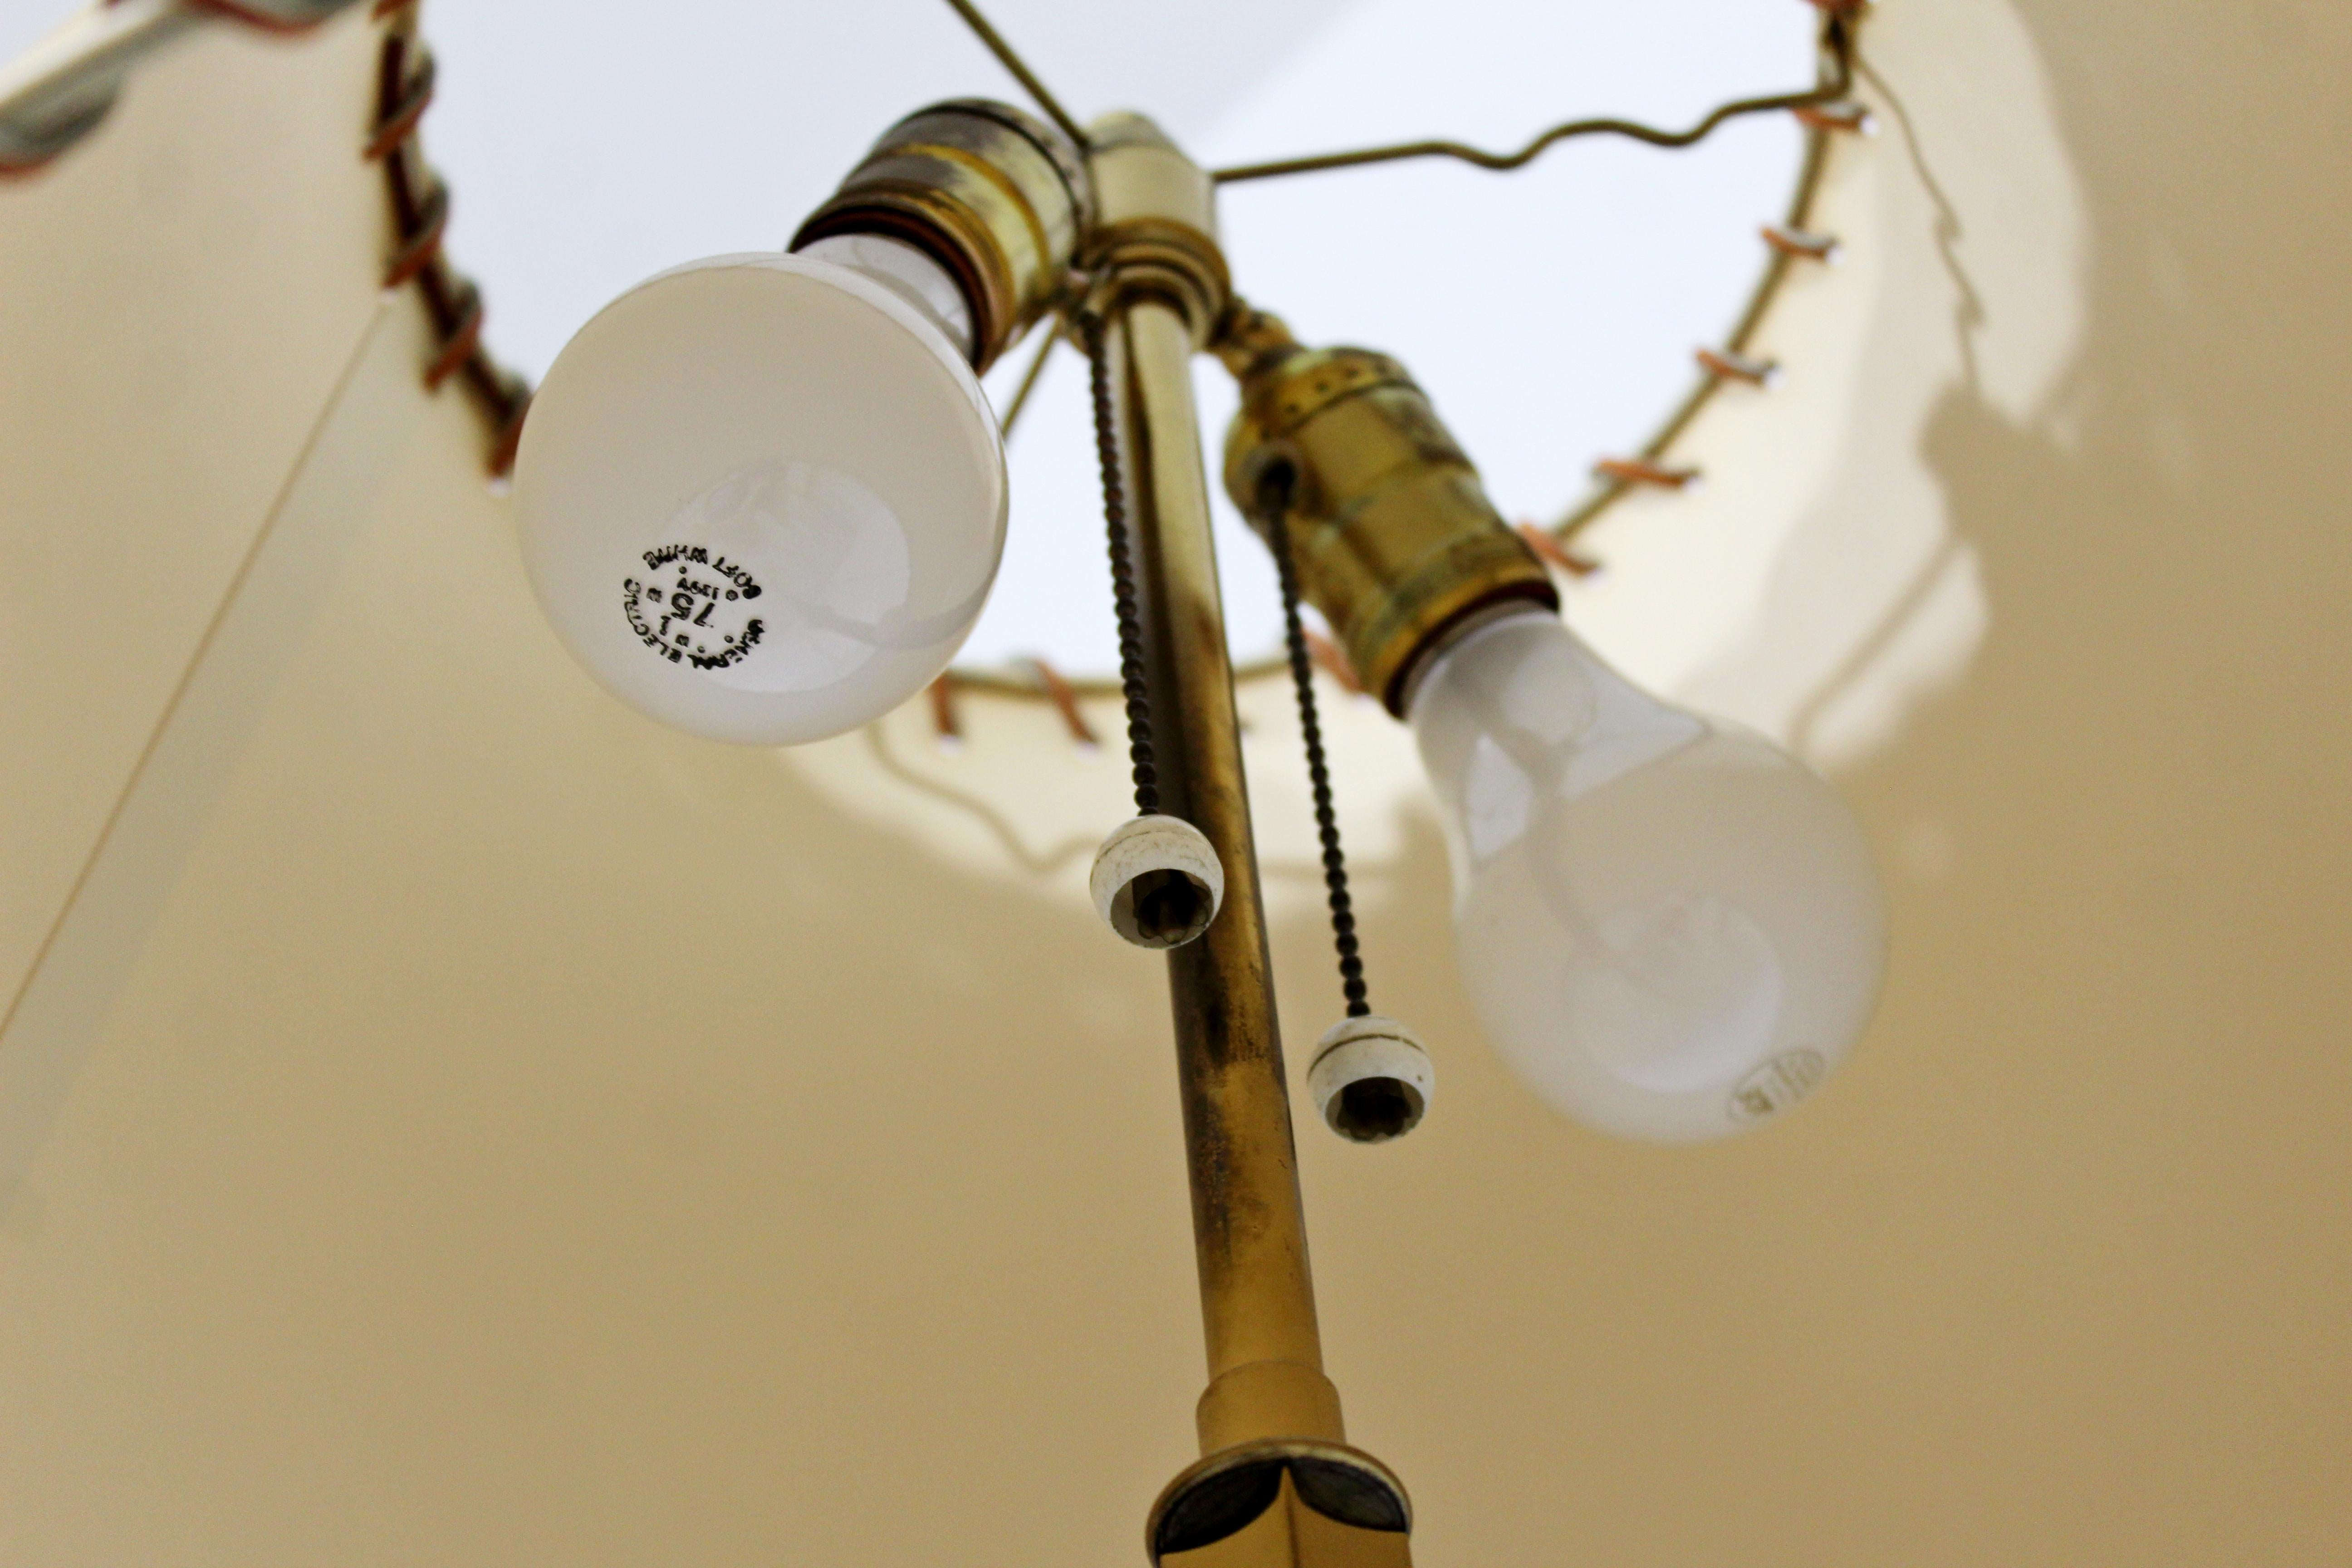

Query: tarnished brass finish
left=1221, top=317, right=1559, bottom=715
left=1095, top=118, right=1412, bottom=1567
left=1085, top=113, right=1230, bottom=343
left=1116, top=295, right=1335, bottom=1433
left=1093, top=124, right=1328, bottom=1441
left=792, top=98, right=1089, bottom=371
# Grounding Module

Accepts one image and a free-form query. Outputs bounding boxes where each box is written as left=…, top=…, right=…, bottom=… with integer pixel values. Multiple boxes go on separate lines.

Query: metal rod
left=1089, top=115, right=1414, bottom=1564
left=1113, top=297, right=1345, bottom=1452
left=934, top=0, right=1093, bottom=152
left=1547, top=12, right=1857, bottom=540
left=1210, top=10, right=1852, bottom=184
left=998, top=314, right=1061, bottom=438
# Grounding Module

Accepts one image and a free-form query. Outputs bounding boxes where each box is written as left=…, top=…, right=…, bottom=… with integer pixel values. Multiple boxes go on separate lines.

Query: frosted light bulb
left=512, top=240, right=1005, bottom=746
left=1409, top=611, right=1886, bottom=1142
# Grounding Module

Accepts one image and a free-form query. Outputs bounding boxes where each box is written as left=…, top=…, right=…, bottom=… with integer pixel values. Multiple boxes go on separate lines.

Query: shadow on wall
left=1803, top=0, right=2351, bottom=1552
left=1848, top=0, right=2352, bottom=1205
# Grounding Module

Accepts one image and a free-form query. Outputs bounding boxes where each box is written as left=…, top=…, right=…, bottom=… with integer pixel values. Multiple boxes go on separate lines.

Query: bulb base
left=792, top=98, right=1090, bottom=372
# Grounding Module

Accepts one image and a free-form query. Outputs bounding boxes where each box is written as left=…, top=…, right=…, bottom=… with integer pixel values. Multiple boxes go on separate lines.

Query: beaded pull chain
left=1264, top=497, right=1369, bottom=1019
left=1079, top=311, right=1160, bottom=816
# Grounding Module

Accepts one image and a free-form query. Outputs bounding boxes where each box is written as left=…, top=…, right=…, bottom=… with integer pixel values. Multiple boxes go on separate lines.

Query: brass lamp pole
left=1084, top=117, right=1415, bottom=1568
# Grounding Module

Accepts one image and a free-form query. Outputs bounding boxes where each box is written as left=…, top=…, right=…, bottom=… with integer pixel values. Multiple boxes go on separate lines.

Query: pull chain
left=1079, top=306, right=1222, bottom=952
left=1080, top=310, right=1160, bottom=816
left=1266, top=500, right=1369, bottom=1019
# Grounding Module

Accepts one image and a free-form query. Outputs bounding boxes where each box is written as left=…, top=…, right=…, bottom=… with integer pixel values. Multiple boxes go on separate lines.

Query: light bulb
left=512, top=240, right=1005, bottom=746
left=1409, top=610, right=1886, bottom=1142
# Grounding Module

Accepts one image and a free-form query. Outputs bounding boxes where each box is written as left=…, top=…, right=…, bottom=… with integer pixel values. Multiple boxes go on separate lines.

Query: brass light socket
left=791, top=98, right=1090, bottom=372
left=1223, top=334, right=1559, bottom=715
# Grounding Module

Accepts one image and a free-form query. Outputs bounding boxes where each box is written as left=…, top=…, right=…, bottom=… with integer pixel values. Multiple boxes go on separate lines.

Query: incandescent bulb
left=512, top=239, right=1005, bottom=746
left=1410, top=610, right=1886, bottom=1142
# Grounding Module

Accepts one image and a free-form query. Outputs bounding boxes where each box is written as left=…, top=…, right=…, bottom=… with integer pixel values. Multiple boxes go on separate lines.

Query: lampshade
left=2, top=4, right=2347, bottom=1566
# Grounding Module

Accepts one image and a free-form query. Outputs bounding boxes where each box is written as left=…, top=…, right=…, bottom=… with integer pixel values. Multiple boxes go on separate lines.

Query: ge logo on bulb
left=622, top=543, right=765, bottom=671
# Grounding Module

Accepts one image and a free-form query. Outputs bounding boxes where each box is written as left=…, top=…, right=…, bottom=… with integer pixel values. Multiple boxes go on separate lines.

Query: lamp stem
left=1088, top=113, right=1412, bottom=1566
left=1116, top=295, right=1340, bottom=1441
